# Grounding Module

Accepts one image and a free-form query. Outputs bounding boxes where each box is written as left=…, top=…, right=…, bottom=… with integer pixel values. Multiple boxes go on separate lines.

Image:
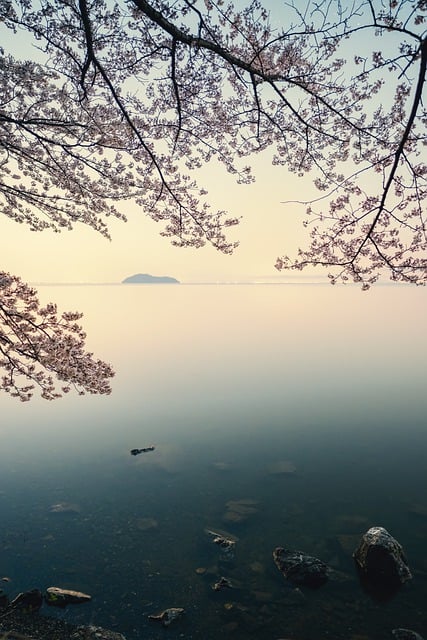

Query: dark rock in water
left=353, top=527, right=412, bottom=587
left=148, top=607, right=185, bottom=627
left=211, top=533, right=235, bottom=554
left=130, top=446, right=155, bottom=456
left=205, top=528, right=238, bottom=561
left=273, top=547, right=329, bottom=588
left=9, top=589, right=43, bottom=613
left=392, top=630, right=425, bottom=640
left=45, top=587, right=92, bottom=607
left=212, top=535, right=235, bottom=552
left=212, top=577, right=233, bottom=591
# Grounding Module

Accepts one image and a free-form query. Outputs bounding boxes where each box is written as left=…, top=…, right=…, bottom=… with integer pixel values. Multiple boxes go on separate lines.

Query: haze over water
left=1, top=283, right=426, bottom=639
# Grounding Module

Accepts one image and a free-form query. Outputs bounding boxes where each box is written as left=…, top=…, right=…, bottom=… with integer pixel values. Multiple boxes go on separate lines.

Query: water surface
left=1, top=284, right=426, bottom=639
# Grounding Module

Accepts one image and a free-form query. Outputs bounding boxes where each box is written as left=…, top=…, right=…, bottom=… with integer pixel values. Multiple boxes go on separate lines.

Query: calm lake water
left=1, top=283, right=426, bottom=639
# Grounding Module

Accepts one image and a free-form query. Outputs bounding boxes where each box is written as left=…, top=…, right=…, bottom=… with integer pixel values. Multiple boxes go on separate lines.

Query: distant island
left=122, top=273, right=180, bottom=284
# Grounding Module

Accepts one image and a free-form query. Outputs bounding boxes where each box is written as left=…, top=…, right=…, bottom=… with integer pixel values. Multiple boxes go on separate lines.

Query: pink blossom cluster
left=0, top=272, right=114, bottom=401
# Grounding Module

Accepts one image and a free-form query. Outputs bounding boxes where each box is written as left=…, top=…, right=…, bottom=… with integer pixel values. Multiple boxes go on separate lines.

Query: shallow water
left=1, top=284, right=426, bottom=639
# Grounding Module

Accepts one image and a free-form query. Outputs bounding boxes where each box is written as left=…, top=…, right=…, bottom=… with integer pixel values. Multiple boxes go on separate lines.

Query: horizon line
left=31, top=278, right=331, bottom=286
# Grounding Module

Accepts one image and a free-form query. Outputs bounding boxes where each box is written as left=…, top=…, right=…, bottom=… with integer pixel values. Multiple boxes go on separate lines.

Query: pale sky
left=0, top=3, right=317, bottom=285
left=2, top=151, right=316, bottom=284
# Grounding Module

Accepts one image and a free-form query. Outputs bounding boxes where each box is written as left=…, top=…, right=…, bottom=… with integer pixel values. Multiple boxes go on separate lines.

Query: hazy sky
left=0, top=2, right=411, bottom=285
left=2, top=147, right=315, bottom=284
left=0, top=1, right=330, bottom=285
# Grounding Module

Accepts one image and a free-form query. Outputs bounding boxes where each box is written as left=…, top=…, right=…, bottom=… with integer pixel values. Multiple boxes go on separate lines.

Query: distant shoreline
left=32, top=280, right=329, bottom=286
left=30, top=280, right=405, bottom=287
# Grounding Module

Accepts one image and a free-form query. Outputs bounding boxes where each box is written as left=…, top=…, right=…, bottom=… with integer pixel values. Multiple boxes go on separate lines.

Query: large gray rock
left=273, top=547, right=329, bottom=588
left=353, top=527, right=412, bottom=585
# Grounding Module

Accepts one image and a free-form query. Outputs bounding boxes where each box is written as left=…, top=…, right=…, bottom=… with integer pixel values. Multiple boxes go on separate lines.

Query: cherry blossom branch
left=365, top=38, right=426, bottom=240
left=0, top=0, right=425, bottom=298
left=0, top=272, right=114, bottom=401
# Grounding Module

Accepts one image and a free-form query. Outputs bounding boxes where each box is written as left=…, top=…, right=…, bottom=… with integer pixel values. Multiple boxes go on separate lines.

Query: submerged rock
left=49, top=502, right=81, bottom=514
left=223, top=499, right=259, bottom=523
left=267, top=460, right=297, bottom=475
left=353, top=527, right=412, bottom=586
left=211, top=534, right=236, bottom=553
left=249, top=560, right=265, bottom=574
left=72, top=625, right=127, bottom=640
left=9, top=589, right=43, bottom=613
left=212, top=577, right=233, bottom=591
left=148, top=607, right=185, bottom=627
left=392, top=630, right=425, bottom=640
left=205, top=528, right=238, bottom=560
left=45, top=587, right=92, bottom=607
left=273, top=547, right=329, bottom=588
left=136, top=517, right=158, bottom=531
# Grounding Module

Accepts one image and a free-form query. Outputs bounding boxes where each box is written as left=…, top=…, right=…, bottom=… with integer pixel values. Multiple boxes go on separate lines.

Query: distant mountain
left=122, top=273, right=180, bottom=284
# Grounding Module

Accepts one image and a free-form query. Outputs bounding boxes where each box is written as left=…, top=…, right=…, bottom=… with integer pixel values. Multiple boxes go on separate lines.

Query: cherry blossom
left=1, top=0, right=425, bottom=279
left=0, top=272, right=114, bottom=401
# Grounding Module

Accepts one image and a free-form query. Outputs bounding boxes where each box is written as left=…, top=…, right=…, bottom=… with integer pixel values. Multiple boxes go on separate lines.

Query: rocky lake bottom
left=0, top=428, right=426, bottom=640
